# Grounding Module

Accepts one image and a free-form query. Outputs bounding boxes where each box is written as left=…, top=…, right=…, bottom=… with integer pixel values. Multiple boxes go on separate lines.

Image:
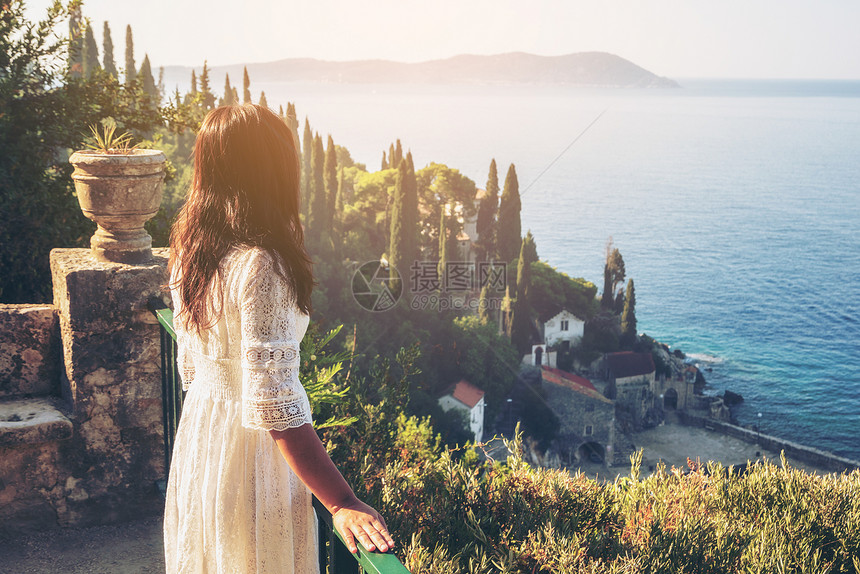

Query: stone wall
left=677, top=411, right=860, bottom=473
left=0, top=304, right=61, bottom=398
left=0, top=248, right=170, bottom=534
left=50, top=248, right=170, bottom=526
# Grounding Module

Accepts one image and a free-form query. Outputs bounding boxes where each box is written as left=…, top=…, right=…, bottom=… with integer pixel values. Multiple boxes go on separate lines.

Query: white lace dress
left=163, top=246, right=318, bottom=574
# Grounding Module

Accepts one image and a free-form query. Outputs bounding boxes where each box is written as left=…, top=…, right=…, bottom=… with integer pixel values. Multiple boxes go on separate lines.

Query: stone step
left=0, top=397, right=72, bottom=448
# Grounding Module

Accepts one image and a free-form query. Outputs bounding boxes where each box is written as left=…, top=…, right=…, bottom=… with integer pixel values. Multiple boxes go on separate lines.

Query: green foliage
left=242, top=66, right=251, bottom=104
left=620, top=278, right=637, bottom=346
left=601, top=239, right=626, bottom=311
left=416, top=162, right=477, bottom=256
left=510, top=233, right=537, bottom=355
left=138, top=53, right=157, bottom=101
left=0, top=2, right=162, bottom=302
left=82, top=20, right=98, bottom=78
left=101, top=21, right=116, bottom=77
left=324, top=134, right=338, bottom=228
left=84, top=117, right=136, bottom=152
left=331, top=385, right=860, bottom=574
left=124, top=24, right=134, bottom=83
left=529, top=261, right=599, bottom=322
left=474, top=158, right=499, bottom=262
left=497, top=163, right=522, bottom=263
left=582, top=312, right=621, bottom=355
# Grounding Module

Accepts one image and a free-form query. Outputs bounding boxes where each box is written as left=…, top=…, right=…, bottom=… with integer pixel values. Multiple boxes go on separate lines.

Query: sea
left=242, top=78, right=860, bottom=460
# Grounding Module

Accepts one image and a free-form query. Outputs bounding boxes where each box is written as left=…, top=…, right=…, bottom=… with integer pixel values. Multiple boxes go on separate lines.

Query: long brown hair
left=169, top=104, right=314, bottom=332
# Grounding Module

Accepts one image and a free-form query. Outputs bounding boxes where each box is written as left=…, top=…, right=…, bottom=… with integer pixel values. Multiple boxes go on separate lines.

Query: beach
left=578, top=420, right=834, bottom=482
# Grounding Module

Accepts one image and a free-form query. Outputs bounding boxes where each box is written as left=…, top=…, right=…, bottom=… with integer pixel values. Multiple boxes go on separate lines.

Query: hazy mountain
left=163, top=52, right=678, bottom=90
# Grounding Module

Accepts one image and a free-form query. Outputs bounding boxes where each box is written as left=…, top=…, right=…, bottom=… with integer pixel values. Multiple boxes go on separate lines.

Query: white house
left=543, top=309, right=585, bottom=347
left=438, top=380, right=486, bottom=443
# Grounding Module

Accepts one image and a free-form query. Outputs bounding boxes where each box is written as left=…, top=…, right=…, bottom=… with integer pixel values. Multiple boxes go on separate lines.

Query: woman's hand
left=331, top=500, right=394, bottom=554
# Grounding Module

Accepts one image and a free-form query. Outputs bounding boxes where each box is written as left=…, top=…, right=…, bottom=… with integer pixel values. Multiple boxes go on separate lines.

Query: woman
left=164, top=104, right=393, bottom=573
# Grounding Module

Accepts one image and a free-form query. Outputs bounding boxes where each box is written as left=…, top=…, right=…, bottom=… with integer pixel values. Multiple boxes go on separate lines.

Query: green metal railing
left=148, top=300, right=409, bottom=574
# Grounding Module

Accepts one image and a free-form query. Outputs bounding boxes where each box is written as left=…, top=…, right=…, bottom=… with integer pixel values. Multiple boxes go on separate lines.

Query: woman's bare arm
left=269, top=425, right=394, bottom=554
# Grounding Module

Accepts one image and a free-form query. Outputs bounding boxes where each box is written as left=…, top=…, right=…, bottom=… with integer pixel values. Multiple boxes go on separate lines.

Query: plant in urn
left=70, top=121, right=166, bottom=264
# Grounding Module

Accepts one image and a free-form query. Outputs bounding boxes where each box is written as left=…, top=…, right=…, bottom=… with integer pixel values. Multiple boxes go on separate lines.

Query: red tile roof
left=540, top=366, right=612, bottom=404
left=606, top=352, right=655, bottom=379
left=451, top=380, right=485, bottom=409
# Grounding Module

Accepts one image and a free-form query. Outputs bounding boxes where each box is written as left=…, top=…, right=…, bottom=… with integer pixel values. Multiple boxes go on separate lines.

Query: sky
left=25, top=0, right=860, bottom=79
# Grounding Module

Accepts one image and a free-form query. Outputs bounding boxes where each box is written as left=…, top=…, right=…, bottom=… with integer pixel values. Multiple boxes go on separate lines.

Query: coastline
left=578, top=419, right=848, bottom=482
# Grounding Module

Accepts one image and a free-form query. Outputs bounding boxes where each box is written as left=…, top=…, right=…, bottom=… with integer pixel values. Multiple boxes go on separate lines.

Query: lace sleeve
left=237, top=249, right=313, bottom=431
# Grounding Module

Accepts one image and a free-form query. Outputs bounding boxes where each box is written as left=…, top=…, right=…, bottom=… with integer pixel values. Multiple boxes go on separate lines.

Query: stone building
left=540, top=366, right=615, bottom=466
left=603, top=351, right=656, bottom=426
left=438, top=379, right=486, bottom=443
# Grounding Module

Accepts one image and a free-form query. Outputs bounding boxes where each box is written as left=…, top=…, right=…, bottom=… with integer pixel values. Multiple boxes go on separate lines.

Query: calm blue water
left=249, top=79, right=860, bottom=460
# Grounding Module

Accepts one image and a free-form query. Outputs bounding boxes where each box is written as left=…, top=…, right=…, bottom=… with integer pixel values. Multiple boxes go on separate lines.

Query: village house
left=525, top=309, right=586, bottom=368
left=438, top=379, right=486, bottom=443
left=603, top=351, right=656, bottom=426
left=540, top=366, right=615, bottom=466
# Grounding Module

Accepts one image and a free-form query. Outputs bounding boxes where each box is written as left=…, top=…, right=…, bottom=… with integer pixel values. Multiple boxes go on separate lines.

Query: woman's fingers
left=332, top=504, right=394, bottom=553
left=370, top=517, right=395, bottom=548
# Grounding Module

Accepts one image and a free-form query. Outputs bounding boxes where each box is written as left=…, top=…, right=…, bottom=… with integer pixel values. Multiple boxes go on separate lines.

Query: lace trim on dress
left=241, top=340, right=311, bottom=430
left=242, top=341, right=301, bottom=370
left=242, top=393, right=313, bottom=431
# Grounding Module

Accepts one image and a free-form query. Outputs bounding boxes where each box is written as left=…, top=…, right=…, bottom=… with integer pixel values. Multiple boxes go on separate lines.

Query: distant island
left=164, top=52, right=679, bottom=88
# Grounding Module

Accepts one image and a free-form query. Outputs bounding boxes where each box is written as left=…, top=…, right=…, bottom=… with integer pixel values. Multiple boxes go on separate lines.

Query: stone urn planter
left=69, top=149, right=166, bottom=264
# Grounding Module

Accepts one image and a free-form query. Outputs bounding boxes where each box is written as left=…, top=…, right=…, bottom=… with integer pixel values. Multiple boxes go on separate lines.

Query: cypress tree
left=437, top=207, right=448, bottom=281
left=388, top=157, right=419, bottom=277
left=478, top=283, right=493, bottom=324
left=157, top=66, right=165, bottom=101
left=475, top=158, right=500, bottom=262
left=285, top=103, right=299, bottom=154
left=301, top=118, right=313, bottom=220
left=68, top=5, right=83, bottom=78
left=335, top=166, right=345, bottom=217
left=601, top=241, right=626, bottom=310
left=102, top=22, right=116, bottom=77
left=199, top=61, right=215, bottom=109
left=381, top=151, right=388, bottom=170
left=394, top=139, right=403, bottom=168
left=497, top=163, right=522, bottom=263
left=309, top=134, right=327, bottom=240
left=243, top=66, right=251, bottom=104
left=259, top=91, right=268, bottom=109
left=139, top=54, right=157, bottom=99
left=221, top=74, right=233, bottom=106
left=389, top=160, right=406, bottom=276
left=82, top=22, right=100, bottom=78
left=124, top=25, right=135, bottom=84
left=324, top=135, right=338, bottom=226
left=621, top=278, right=637, bottom=339
left=404, top=152, right=419, bottom=265
left=279, top=104, right=284, bottom=117
left=510, top=232, right=537, bottom=355
left=190, top=70, right=197, bottom=94
left=231, top=86, right=239, bottom=105
left=614, top=288, right=625, bottom=315
left=388, top=143, right=395, bottom=169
